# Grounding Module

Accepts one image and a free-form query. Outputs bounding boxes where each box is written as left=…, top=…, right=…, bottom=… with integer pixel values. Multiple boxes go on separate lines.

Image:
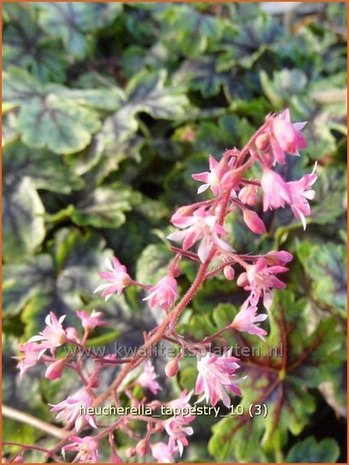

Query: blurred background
left=2, top=2, right=347, bottom=463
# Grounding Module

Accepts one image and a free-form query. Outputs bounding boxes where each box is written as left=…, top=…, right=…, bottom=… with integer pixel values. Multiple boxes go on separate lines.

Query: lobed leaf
left=208, top=291, right=345, bottom=460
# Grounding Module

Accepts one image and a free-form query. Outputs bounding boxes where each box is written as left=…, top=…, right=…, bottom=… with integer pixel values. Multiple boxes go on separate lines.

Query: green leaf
left=309, top=166, right=346, bottom=224
left=3, top=68, right=101, bottom=154
left=2, top=111, right=18, bottom=146
left=209, top=414, right=269, bottom=462
left=173, top=57, right=226, bottom=98
left=86, top=329, right=121, bottom=347
left=95, top=71, right=188, bottom=161
left=178, top=366, right=198, bottom=392
left=2, top=419, right=39, bottom=457
left=208, top=292, right=344, bottom=461
left=36, top=2, right=122, bottom=58
left=319, top=368, right=347, bottom=418
left=3, top=228, right=113, bottom=337
left=304, top=101, right=347, bottom=162
left=179, top=314, right=217, bottom=341
left=122, top=42, right=169, bottom=78
left=17, top=94, right=100, bottom=154
left=297, top=241, right=346, bottom=317
left=95, top=110, right=139, bottom=154
left=126, top=70, right=189, bottom=119
left=216, top=14, right=283, bottom=71
left=195, top=114, right=254, bottom=155
left=3, top=66, right=43, bottom=104
left=260, top=69, right=307, bottom=108
left=51, top=86, right=126, bottom=111
left=3, top=177, right=45, bottom=263
left=136, top=243, right=173, bottom=285
left=3, top=140, right=84, bottom=193
left=3, top=255, right=53, bottom=316
left=67, top=183, right=142, bottom=229
left=3, top=3, right=67, bottom=82
left=285, top=436, right=340, bottom=462
left=103, top=214, right=158, bottom=271
left=158, top=5, right=223, bottom=58
left=192, top=279, right=240, bottom=314
left=54, top=228, right=112, bottom=308
left=178, top=303, right=240, bottom=345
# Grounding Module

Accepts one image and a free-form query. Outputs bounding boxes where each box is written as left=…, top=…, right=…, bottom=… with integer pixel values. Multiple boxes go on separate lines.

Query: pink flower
left=164, top=415, right=195, bottom=456
left=167, top=206, right=232, bottom=262
left=151, top=442, right=177, bottom=463
left=16, top=341, right=44, bottom=377
left=62, top=436, right=99, bottom=463
left=242, top=208, right=266, bottom=235
left=231, top=302, right=268, bottom=340
left=192, top=155, right=229, bottom=195
left=50, top=389, right=97, bottom=432
left=77, top=310, right=106, bottom=332
left=195, top=350, right=241, bottom=407
left=138, top=360, right=161, bottom=394
left=268, top=109, right=307, bottom=164
left=261, top=166, right=317, bottom=230
left=66, top=327, right=81, bottom=344
left=29, top=312, right=67, bottom=354
left=286, top=170, right=317, bottom=230
left=166, top=390, right=192, bottom=411
left=261, top=167, right=291, bottom=211
left=94, top=257, right=133, bottom=301
left=143, top=274, right=177, bottom=310
left=237, top=258, right=289, bottom=309
left=45, top=357, right=67, bottom=381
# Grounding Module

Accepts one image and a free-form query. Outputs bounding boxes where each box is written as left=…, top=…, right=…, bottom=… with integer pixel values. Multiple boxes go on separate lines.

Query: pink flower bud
left=223, top=265, right=235, bottom=281
left=66, top=327, right=80, bottom=344
left=169, top=261, right=181, bottom=278
left=109, top=450, right=123, bottom=463
left=237, top=272, right=248, bottom=288
left=238, top=185, right=259, bottom=206
left=45, top=357, right=66, bottom=381
left=109, top=432, right=123, bottom=463
left=165, top=358, right=179, bottom=377
left=265, top=250, right=293, bottom=266
left=171, top=205, right=195, bottom=224
left=255, top=133, right=269, bottom=151
left=153, top=422, right=164, bottom=433
left=126, top=447, right=137, bottom=459
left=242, top=209, right=266, bottom=235
left=135, top=438, right=149, bottom=457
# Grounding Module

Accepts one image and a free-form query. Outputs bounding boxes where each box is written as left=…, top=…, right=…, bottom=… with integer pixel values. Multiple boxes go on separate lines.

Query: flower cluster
left=14, top=109, right=316, bottom=463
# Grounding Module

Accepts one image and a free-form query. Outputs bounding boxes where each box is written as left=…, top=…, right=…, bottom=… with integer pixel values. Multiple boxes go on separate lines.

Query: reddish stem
left=45, top=121, right=269, bottom=456
left=2, top=442, right=61, bottom=461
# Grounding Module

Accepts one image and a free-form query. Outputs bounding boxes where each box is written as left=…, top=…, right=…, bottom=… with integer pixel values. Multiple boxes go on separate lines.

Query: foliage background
left=2, top=2, right=347, bottom=463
